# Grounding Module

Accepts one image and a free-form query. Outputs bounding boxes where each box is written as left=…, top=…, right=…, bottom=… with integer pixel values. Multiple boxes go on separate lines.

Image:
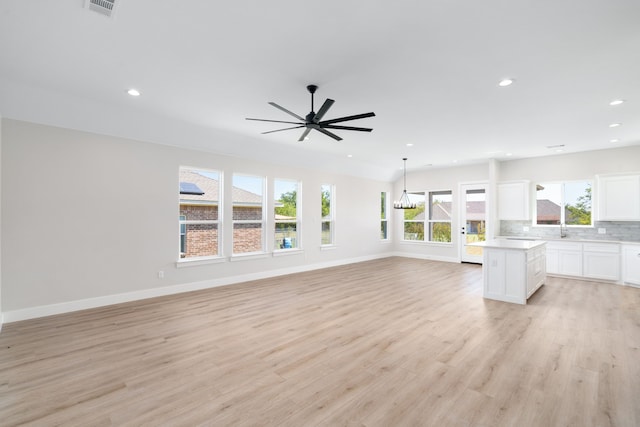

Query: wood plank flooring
left=0, top=257, right=639, bottom=426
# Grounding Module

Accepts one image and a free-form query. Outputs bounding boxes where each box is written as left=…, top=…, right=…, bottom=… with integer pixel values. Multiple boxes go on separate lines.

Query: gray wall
left=0, top=119, right=391, bottom=318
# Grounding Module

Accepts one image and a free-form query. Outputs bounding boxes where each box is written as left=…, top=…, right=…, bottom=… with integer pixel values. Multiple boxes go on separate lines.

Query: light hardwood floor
left=1, top=257, right=639, bottom=426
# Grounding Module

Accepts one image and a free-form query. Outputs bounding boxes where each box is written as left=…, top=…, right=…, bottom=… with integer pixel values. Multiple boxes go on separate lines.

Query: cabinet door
left=558, top=251, right=582, bottom=276
left=583, top=252, right=620, bottom=281
left=623, top=246, right=640, bottom=286
left=498, top=181, right=530, bottom=220
left=546, top=249, right=559, bottom=274
left=597, top=175, right=640, bottom=221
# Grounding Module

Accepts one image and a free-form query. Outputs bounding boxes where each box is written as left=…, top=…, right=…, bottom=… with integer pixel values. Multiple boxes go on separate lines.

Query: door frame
left=459, top=182, right=489, bottom=264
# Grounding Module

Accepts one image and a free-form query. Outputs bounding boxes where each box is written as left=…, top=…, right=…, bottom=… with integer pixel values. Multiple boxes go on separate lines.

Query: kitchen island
left=469, top=239, right=547, bottom=304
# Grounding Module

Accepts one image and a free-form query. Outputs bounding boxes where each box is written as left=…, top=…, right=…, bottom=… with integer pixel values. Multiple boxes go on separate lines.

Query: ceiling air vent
left=85, top=0, right=118, bottom=18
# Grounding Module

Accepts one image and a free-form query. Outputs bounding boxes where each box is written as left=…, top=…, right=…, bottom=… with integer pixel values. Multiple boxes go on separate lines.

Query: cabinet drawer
left=547, top=241, right=582, bottom=251
left=583, top=243, right=620, bottom=254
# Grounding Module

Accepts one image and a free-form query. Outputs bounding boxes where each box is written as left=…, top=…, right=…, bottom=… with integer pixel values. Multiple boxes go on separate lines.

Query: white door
left=460, top=184, right=487, bottom=264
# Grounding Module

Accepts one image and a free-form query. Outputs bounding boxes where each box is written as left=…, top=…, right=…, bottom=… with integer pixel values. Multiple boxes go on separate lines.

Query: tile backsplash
left=499, top=220, right=640, bottom=242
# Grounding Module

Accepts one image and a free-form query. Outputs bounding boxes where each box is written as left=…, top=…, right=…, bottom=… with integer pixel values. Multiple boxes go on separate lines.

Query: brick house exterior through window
left=179, top=168, right=221, bottom=259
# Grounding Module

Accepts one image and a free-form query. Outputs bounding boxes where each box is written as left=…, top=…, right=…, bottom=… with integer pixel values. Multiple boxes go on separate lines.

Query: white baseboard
left=2, top=253, right=393, bottom=323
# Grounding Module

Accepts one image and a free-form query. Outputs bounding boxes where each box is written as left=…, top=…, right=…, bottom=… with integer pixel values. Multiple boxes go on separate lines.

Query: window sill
left=175, top=256, right=226, bottom=268
left=320, top=245, right=337, bottom=251
left=230, top=252, right=269, bottom=262
left=273, top=248, right=304, bottom=257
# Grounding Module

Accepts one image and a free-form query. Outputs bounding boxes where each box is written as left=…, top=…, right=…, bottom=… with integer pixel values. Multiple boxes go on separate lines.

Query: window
left=321, top=184, right=334, bottom=245
left=535, top=181, right=592, bottom=226
left=179, top=168, right=221, bottom=259
left=380, top=191, right=389, bottom=240
left=233, top=174, right=265, bottom=254
left=403, top=190, right=452, bottom=243
left=274, top=179, right=300, bottom=250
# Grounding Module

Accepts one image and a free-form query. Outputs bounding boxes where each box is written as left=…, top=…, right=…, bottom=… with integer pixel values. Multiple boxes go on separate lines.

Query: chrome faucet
left=560, top=223, right=567, bottom=238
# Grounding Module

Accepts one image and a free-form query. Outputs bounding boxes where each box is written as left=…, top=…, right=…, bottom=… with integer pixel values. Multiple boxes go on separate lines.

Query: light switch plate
left=598, top=228, right=606, bottom=234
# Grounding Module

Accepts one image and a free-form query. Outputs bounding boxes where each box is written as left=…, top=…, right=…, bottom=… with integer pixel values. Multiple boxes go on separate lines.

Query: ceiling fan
left=246, top=85, right=375, bottom=141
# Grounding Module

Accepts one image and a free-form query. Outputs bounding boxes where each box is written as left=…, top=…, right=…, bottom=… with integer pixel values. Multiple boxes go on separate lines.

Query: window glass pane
left=321, top=221, right=332, bottom=245
left=404, top=222, right=424, bottom=241
left=233, top=174, right=264, bottom=254
left=536, top=181, right=592, bottom=226
left=233, top=223, right=263, bottom=253
left=430, top=191, right=452, bottom=220
left=184, top=223, right=219, bottom=257
left=275, top=223, right=297, bottom=250
left=179, top=168, right=220, bottom=259
left=233, top=175, right=263, bottom=220
left=321, top=184, right=333, bottom=245
left=380, top=222, right=388, bottom=240
left=404, top=192, right=425, bottom=220
left=380, top=192, right=387, bottom=219
left=430, top=222, right=452, bottom=242
left=564, top=181, right=592, bottom=225
left=536, top=183, right=561, bottom=225
left=275, top=179, right=297, bottom=219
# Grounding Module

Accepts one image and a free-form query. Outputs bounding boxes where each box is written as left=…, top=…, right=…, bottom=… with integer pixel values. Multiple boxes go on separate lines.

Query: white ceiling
left=1, top=0, right=639, bottom=181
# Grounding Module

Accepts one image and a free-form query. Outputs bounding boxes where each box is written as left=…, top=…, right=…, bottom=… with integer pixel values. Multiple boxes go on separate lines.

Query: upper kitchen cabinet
left=596, top=174, right=640, bottom=221
left=497, top=181, right=531, bottom=220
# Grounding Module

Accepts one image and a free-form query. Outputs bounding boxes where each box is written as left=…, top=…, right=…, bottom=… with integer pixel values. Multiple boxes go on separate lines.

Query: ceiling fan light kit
left=246, top=85, right=375, bottom=141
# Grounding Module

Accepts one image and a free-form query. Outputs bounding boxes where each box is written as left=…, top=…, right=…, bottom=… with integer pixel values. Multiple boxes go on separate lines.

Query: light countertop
left=468, top=239, right=547, bottom=250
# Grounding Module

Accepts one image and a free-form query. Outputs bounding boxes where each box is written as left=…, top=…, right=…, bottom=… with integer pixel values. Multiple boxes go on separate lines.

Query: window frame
left=274, top=178, right=301, bottom=251
left=232, top=173, right=266, bottom=256
left=402, top=189, right=453, bottom=244
left=380, top=191, right=389, bottom=241
left=534, top=180, right=593, bottom=227
left=178, top=167, right=223, bottom=262
left=321, top=184, right=335, bottom=247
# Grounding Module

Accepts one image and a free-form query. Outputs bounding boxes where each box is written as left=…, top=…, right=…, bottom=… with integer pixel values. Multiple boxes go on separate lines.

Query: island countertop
left=468, top=239, right=547, bottom=250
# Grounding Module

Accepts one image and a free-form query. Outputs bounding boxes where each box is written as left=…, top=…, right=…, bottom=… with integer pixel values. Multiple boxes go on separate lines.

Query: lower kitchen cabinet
left=623, top=245, right=640, bottom=287
left=583, top=243, right=621, bottom=281
left=546, top=241, right=582, bottom=276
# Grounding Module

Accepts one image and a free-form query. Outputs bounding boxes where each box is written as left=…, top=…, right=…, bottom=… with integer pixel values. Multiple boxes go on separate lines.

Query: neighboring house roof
left=179, top=169, right=263, bottom=207
left=536, top=199, right=561, bottom=222
left=409, top=201, right=485, bottom=221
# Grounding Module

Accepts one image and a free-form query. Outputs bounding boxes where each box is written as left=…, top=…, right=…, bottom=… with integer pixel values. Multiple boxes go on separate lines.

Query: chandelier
left=393, top=158, right=416, bottom=209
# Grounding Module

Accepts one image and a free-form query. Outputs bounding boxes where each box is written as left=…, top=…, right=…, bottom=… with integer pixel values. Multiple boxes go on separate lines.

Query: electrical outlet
left=598, top=228, right=606, bottom=234
left=158, top=271, right=164, bottom=279
left=523, top=226, right=530, bottom=232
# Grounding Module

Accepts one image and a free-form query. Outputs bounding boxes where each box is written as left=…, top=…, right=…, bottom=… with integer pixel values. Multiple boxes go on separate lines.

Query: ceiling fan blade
left=319, top=112, right=376, bottom=125
left=246, top=118, right=303, bottom=125
left=298, top=128, right=312, bottom=142
left=261, top=125, right=305, bottom=135
left=268, top=102, right=305, bottom=121
left=313, top=98, right=335, bottom=122
left=322, top=124, right=373, bottom=132
left=315, top=127, right=343, bottom=141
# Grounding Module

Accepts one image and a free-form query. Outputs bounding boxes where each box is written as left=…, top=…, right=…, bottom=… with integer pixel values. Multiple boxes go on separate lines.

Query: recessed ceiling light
left=347, top=154, right=353, bottom=158
left=498, top=78, right=514, bottom=87
left=127, top=88, right=141, bottom=97
left=452, top=159, right=458, bottom=163
left=609, top=139, right=620, bottom=143
left=609, top=123, right=621, bottom=128
left=406, top=143, right=414, bottom=147
left=505, top=153, right=513, bottom=157
left=609, top=99, right=625, bottom=106
left=556, top=149, right=564, bottom=153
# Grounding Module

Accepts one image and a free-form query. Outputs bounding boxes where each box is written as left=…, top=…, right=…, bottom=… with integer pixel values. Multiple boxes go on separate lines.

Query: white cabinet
left=498, top=181, right=530, bottom=220
left=583, top=243, right=620, bottom=281
left=477, top=240, right=546, bottom=305
left=622, top=245, right=640, bottom=287
left=596, top=174, right=640, bottom=221
left=546, top=241, right=582, bottom=276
